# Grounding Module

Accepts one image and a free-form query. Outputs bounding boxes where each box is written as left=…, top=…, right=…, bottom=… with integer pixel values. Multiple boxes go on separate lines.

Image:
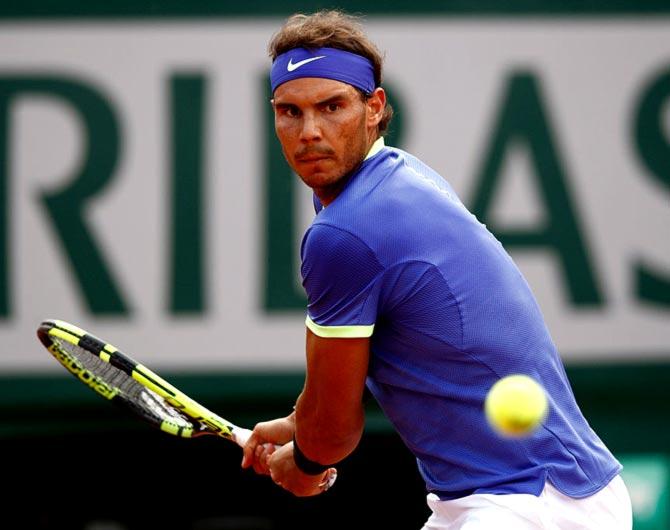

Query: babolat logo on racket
left=48, top=344, right=119, bottom=400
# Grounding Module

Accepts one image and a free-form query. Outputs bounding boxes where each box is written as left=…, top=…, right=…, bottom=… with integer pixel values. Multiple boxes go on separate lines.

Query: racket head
left=36, top=319, right=240, bottom=442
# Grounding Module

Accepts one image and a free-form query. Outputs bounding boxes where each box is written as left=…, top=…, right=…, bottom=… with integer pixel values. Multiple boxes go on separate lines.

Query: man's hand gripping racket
left=242, top=420, right=337, bottom=495
left=36, top=319, right=336, bottom=493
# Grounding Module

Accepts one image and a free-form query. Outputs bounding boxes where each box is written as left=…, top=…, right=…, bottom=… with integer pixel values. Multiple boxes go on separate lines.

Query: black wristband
left=292, top=435, right=332, bottom=475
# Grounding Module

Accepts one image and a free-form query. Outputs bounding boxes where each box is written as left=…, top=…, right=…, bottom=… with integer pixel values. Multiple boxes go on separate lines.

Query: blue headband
left=270, top=47, right=376, bottom=94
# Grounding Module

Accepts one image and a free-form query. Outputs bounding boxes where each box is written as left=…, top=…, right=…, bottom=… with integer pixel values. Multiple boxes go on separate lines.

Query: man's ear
left=366, top=87, right=386, bottom=128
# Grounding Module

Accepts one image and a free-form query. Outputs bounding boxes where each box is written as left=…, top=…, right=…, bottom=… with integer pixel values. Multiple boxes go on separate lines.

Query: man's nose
left=300, top=112, right=322, bottom=142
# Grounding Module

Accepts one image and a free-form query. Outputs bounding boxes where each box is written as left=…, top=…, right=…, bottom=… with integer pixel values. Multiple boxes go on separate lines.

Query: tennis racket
left=36, top=319, right=337, bottom=491
left=36, top=318, right=254, bottom=445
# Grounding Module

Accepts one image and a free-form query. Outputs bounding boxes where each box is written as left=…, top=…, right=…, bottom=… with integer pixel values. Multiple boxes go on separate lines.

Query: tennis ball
left=484, top=374, right=548, bottom=438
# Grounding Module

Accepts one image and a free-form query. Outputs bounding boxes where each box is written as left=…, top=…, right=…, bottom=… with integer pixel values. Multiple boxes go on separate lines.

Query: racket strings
left=55, top=338, right=196, bottom=431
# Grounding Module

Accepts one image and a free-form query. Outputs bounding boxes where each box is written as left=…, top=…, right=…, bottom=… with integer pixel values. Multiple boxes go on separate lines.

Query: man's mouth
left=298, top=155, right=329, bottom=162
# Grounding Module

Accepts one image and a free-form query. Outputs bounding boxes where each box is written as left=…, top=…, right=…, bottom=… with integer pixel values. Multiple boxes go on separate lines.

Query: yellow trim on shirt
left=364, top=137, right=385, bottom=161
left=305, top=316, right=375, bottom=338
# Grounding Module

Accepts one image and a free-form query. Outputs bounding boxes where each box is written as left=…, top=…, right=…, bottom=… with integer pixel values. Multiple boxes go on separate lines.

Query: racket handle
left=232, top=427, right=281, bottom=451
left=233, top=427, right=252, bottom=447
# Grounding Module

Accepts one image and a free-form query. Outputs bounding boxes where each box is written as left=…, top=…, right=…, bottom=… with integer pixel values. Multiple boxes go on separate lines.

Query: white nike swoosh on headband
left=287, top=56, right=326, bottom=72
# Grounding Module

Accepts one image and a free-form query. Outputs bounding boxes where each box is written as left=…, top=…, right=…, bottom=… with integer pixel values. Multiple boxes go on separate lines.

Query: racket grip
left=233, top=427, right=252, bottom=447
left=233, top=427, right=282, bottom=452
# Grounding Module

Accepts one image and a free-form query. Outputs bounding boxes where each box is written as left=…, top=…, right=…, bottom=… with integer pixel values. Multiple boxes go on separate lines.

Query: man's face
left=272, top=77, right=374, bottom=202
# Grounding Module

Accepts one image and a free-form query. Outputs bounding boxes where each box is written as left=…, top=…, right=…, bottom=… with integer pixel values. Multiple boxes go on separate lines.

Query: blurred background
left=0, top=1, right=668, bottom=528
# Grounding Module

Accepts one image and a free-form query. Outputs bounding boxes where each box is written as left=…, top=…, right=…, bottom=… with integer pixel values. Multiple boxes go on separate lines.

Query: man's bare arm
left=294, top=328, right=370, bottom=465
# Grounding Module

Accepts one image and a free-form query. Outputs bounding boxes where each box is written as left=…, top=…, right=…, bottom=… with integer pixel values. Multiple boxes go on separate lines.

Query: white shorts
left=421, top=475, right=632, bottom=530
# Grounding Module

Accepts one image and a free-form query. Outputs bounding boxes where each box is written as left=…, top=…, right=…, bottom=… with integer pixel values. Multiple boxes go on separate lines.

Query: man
left=242, top=10, right=632, bottom=529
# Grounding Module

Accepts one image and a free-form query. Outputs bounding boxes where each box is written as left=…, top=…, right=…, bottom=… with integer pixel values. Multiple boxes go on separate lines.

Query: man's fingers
left=252, top=444, right=269, bottom=474
left=241, top=431, right=260, bottom=468
left=241, top=445, right=252, bottom=468
left=247, top=443, right=276, bottom=475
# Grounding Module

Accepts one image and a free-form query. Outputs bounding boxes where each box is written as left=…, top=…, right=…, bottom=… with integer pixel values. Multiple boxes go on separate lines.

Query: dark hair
left=268, top=10, right=394, bottom=136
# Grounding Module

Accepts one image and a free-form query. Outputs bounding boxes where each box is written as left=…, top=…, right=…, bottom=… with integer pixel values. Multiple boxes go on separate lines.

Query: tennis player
left=242, top=10, right=633, bottom=529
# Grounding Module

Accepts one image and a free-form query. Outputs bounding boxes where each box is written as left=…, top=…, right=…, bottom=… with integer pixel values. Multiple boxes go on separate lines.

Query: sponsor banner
left=0, top=20, right=668, bottom=371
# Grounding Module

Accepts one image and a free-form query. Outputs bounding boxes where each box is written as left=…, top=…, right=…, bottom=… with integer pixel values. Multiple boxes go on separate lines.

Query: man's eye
left=326, top=103, right=340, bottom=112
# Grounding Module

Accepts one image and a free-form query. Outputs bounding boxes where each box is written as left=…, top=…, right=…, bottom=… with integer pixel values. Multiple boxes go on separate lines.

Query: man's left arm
left=296, top=328, right=370, bottom=463
left=266, top=328, right=370, bottom=496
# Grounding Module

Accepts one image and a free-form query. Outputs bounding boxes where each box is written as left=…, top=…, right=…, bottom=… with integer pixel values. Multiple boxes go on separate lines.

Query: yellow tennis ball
left=485, top=374, right=548, bottom=438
